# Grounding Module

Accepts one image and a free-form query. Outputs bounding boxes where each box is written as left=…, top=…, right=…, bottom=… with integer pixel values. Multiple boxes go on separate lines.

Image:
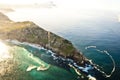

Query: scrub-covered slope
left=0, top=12, right=87, bottom=65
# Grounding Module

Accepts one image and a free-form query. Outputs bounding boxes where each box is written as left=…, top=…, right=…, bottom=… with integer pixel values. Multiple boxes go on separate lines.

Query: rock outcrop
left=0, top=12, right=87, bottom=65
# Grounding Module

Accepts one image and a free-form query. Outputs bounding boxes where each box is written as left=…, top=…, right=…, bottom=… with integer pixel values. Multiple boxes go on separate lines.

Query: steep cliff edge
left=0, top=12, right=87, bottom=65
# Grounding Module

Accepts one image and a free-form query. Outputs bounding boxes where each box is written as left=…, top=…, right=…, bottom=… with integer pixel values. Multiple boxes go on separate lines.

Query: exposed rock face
left=0, top=12, right=87, bottom=65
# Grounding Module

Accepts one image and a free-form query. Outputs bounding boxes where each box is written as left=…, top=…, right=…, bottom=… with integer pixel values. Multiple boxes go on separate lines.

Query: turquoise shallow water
left=6, top=10, right=120, bottom=80
left=7, top=43, right=79, bottom=80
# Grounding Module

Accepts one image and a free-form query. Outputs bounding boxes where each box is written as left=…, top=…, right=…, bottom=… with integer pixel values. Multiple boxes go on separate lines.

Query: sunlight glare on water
left=0, top=41, right=12, bottom=61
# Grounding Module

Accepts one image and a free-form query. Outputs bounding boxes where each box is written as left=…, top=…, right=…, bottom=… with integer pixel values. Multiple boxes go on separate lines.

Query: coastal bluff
left=0, top=12, right=87, bottom=65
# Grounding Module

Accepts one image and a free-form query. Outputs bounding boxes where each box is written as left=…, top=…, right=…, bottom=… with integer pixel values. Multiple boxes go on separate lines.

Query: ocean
left=5, top=8, right=120, bottom=80
left=4, top=40, right=78, bottom=80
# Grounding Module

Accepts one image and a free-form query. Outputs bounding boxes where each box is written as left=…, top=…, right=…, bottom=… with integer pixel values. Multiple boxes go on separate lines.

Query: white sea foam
left=68, top=63, right=96, bottom=80
left=7, top=40, right=116, bottom=79
left=5, top=39, right=43, bottom=50
left=68, top=64, right=81, bottom=76
left=6, top=40, right=96, bottom=79
left=5, top=39, right=51, bottom=72
left=95, top=49, right=115, bottom=78
left=26, top=65, right=37, bottom=71
left=86, top=46, right=116, bottom=78
left=6, top=39, right=62, bottom=61
left=87, top=75, right=96, bottom=80
left=85, top=46, right=97, bottom=50
left=103, top=50, right=116, bottom=77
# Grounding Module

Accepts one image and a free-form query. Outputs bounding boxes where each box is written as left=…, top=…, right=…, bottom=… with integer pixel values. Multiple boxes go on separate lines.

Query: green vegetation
left=0, top=12, right=86, bottom=64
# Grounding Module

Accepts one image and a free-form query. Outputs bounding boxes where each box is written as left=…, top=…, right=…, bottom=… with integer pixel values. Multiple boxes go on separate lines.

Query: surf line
left=85, top=46, right=116, bottom=78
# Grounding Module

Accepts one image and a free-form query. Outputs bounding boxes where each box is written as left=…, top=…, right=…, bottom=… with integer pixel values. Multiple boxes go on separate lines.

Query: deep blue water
left=6, top=9, right=120, bottom=80
left=56, top=18, right=120, bottom=80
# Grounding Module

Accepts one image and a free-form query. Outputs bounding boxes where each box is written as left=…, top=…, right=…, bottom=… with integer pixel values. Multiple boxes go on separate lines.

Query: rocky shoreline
left=0, top=12, right=97, bottom=79
left=0, top=12, right=88, bottom=65
left=5, top=39, right=96, bottom=80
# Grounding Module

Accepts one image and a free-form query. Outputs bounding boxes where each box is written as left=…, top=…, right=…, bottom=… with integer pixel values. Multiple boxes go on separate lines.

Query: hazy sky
left=1, top=0, right=120, bottom=31
left=0, top=0, right=120, bottom=11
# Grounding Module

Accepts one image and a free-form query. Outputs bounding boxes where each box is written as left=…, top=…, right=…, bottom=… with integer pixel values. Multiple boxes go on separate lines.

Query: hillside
left=0, top=12, right=87, bottom=65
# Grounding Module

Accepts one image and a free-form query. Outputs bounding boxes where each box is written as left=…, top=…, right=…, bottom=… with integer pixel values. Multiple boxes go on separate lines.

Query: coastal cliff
left=0, top=12, right=87, bottom=65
